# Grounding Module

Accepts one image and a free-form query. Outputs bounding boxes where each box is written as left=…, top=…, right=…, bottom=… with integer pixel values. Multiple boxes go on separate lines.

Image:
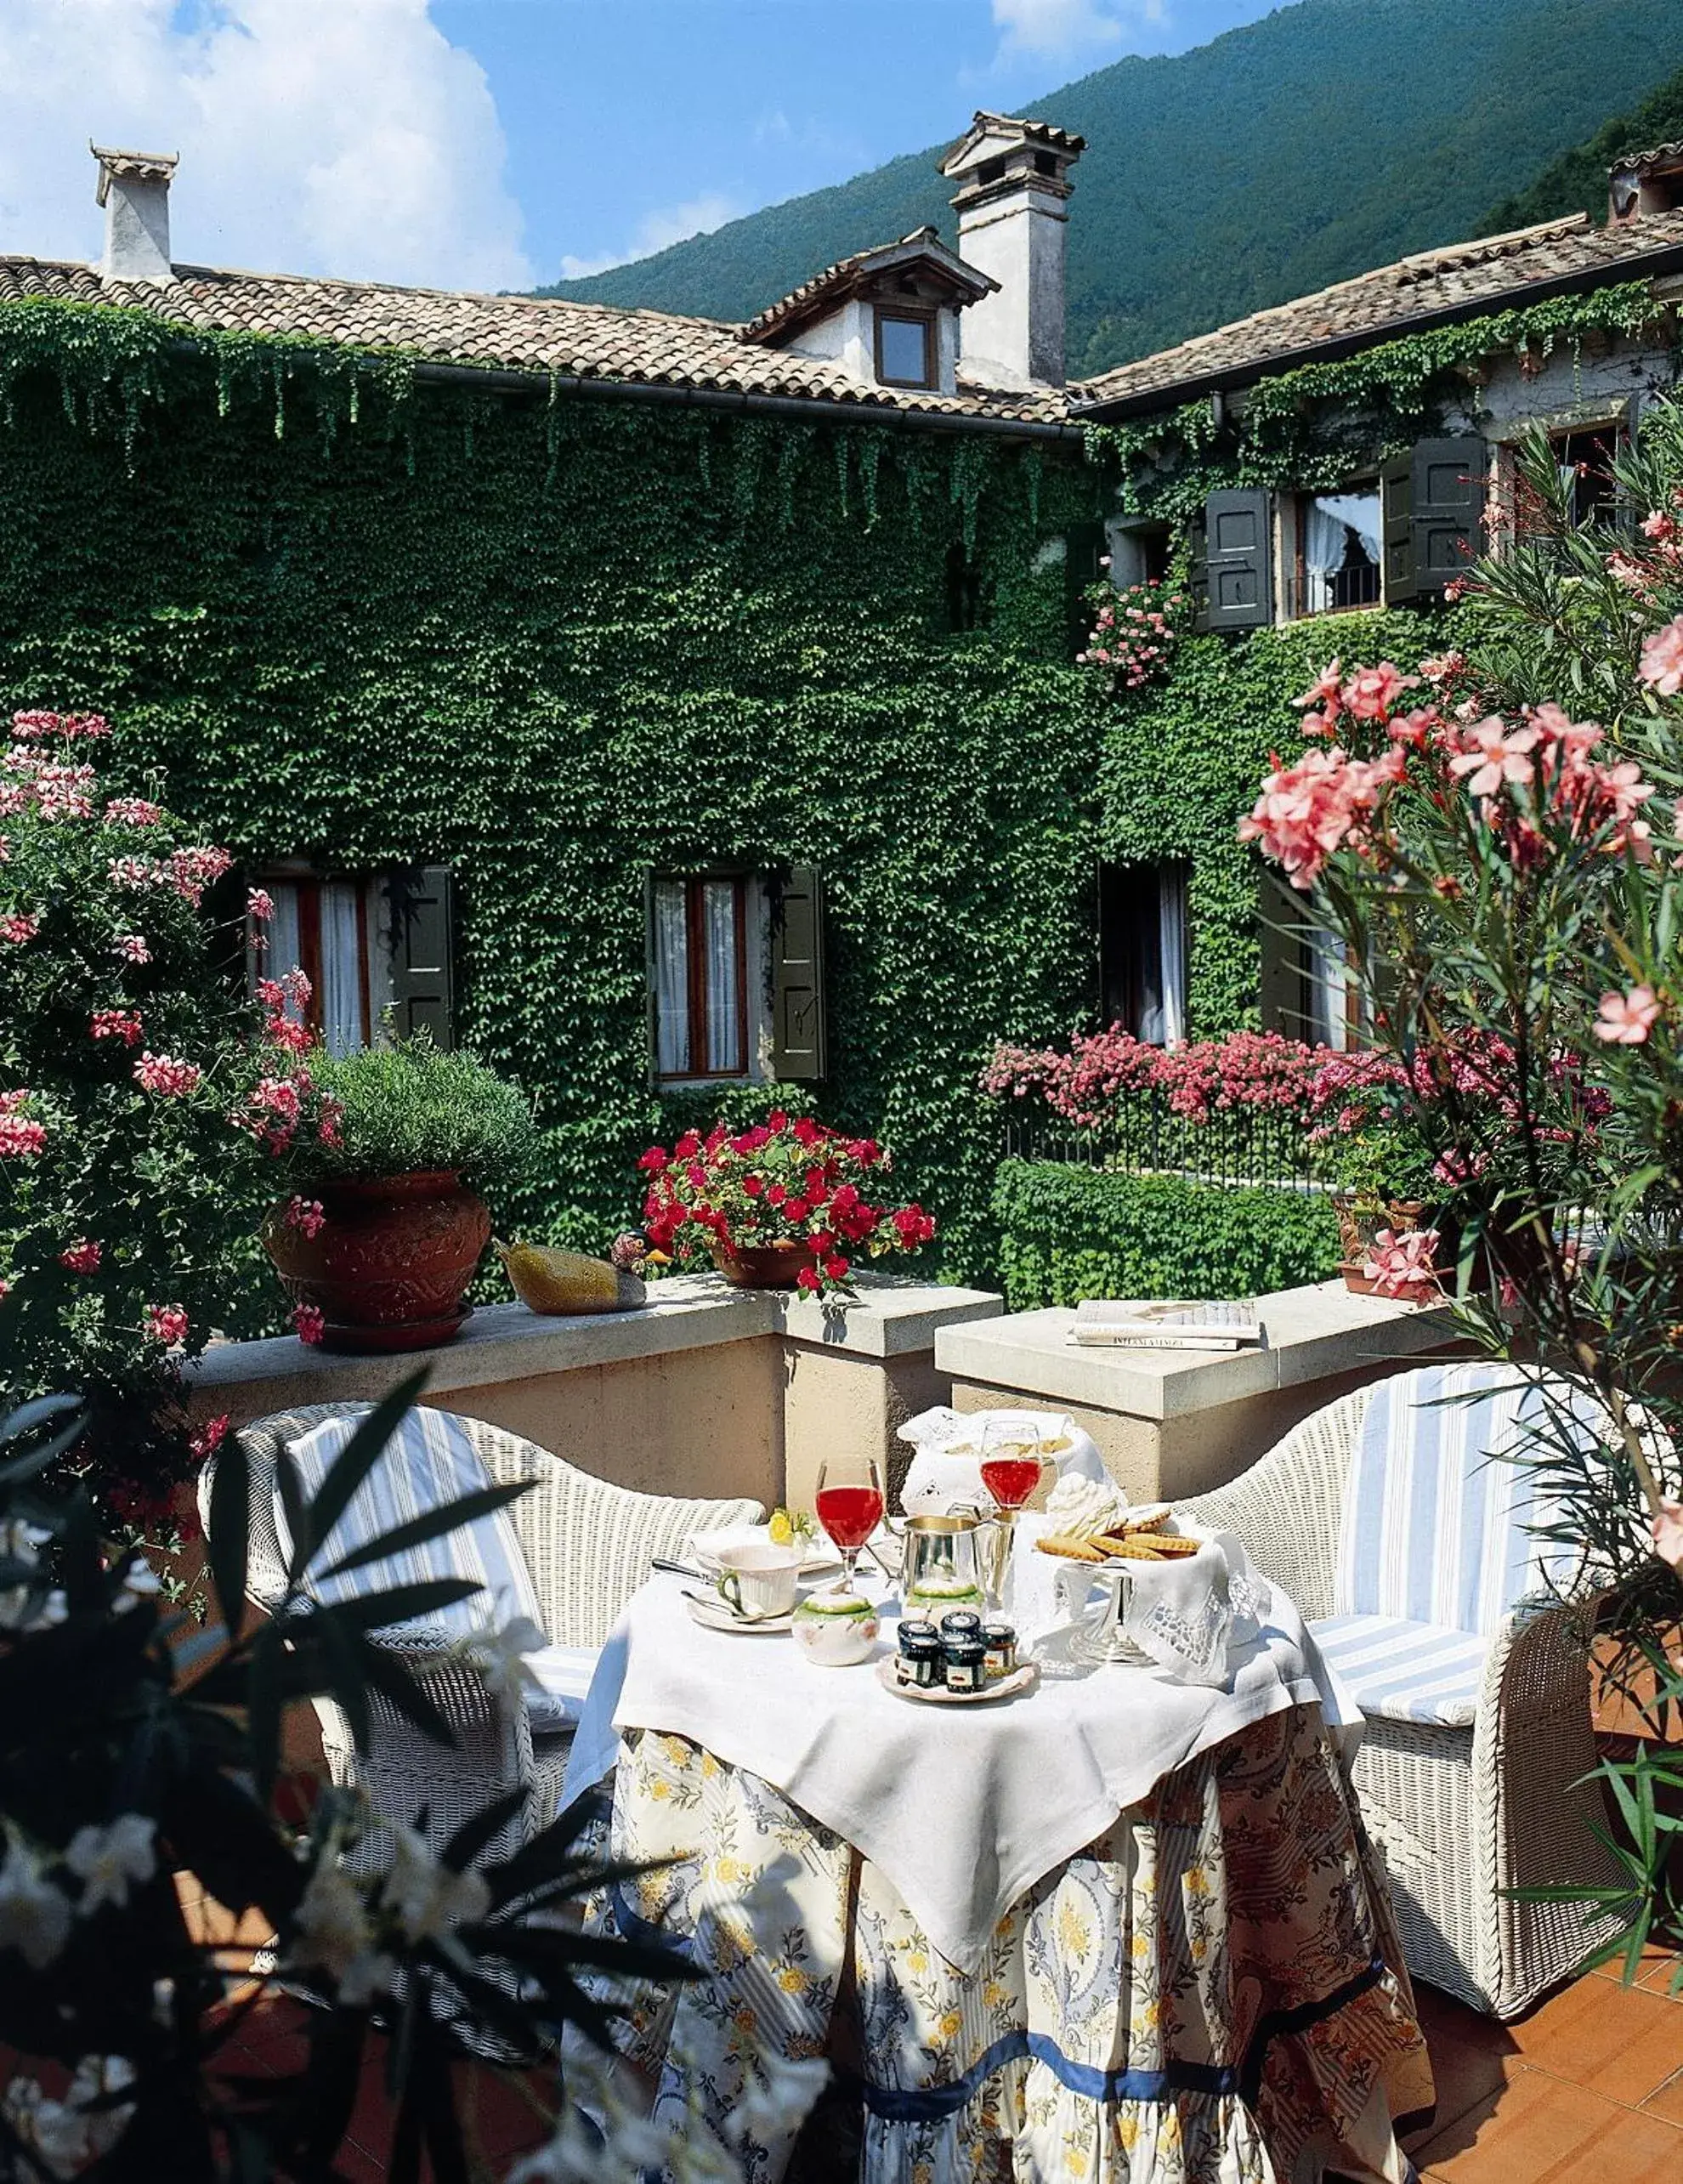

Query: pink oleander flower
left=104, top=797, right=162, bottom=826
left=133, top=1051, right=203, bottom=1097
left=59, top=1239, right=102, bottom=1274
left=90, top=1008, right=143, bottom=1045
left=1594, top=986, right=1661, bottom=1045
left=284, top=1194, right=326, bottom=1239
left=1638, top=615, right=1683, bottom=697
left=0, top=914, right=38, bottom=945
left=1418, top=650, right=1465, bottom=685
left=1292, top=660, right=1345, bottom=713
left=1342, top=662, right=1419, bottom=720
left=1652, top=1500, right=1683, bottom=1574
left=144, top=1302, right=190, bottom=1347
left=1239, top=744, right=1405, bottom=891
left=1363, top=1227, right=1440, bottom=1299
left=247, top=888, right=275, bottom=922
left=1641, top=510, right=1679, bottom=542
left=1449, top=717, right=1540, bottom=798
left=292, top=1303, right=326, bottom=1346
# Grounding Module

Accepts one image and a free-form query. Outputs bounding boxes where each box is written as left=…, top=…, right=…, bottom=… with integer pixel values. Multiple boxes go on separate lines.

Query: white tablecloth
left=562, top=1550, right=1359, bottom=1971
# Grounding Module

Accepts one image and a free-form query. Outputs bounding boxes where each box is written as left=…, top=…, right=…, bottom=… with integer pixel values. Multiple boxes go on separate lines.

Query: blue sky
left=0, top=0, right=1281, bottom=292
left=434, top=0, right=1284, bottom=282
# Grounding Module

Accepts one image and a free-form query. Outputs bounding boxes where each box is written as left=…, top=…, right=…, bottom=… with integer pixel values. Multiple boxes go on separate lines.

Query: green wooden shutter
left=386, top=865, right=456, bottom=1048
left=1410, top=437, right=1485, bottom=592
left=1198, top=489, right=1272, bottom=632
left=1065, top=519, right=1106, bottom=658
left=770, top=867, right=826, bottom=1081
left=1380, top=452, right=1416, bottom=603
left=1255, top=865, right=1306, bottom=1037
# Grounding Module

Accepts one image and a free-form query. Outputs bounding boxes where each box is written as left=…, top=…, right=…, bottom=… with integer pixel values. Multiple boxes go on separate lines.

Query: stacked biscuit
left=1033, top=1476, right=1200, bottom=1564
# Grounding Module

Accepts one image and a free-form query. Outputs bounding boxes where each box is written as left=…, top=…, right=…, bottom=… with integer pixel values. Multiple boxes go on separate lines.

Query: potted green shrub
left=263, top=1037, right=536, bottom=1351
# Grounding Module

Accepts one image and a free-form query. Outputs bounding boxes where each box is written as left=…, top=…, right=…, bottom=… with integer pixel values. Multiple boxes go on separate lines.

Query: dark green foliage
left=1098, top=610, right=1468, bottom=1033
left=299, top=1039, right=539, bottom=1189
left=991, top=1158, right=1340, bottom=1310
left=0, top=304, right=1109, bottom=1284
left=1482, top=62, right=1683, bottom=234
left=541, top=0, right=1683, bottom=377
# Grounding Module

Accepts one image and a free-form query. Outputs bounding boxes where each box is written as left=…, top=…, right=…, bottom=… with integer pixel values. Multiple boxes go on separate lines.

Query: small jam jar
left=897, top=1621, right=944, bottom=1689
left=983, top=1620, right=1017, bottom=1679
left=944, top=1635, right=988, bottom=1695
left=939, top=1608, right=983, bottom=1642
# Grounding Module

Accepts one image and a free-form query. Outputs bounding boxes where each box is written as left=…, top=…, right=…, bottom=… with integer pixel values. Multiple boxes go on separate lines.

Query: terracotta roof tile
left=0, top=254, right=1068, bottom=428
left=1072, top=212, right=1683, bottom=417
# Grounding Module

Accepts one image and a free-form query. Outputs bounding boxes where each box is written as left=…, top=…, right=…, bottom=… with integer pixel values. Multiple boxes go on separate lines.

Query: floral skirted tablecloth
left=584, top=1702, right=1432, bottom=2184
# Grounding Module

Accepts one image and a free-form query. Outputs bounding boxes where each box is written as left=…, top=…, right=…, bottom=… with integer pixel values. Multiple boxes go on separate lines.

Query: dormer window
left=876, top=308, right=936, bottom=389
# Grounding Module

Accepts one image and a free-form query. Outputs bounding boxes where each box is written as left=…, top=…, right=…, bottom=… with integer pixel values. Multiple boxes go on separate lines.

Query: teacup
left=716, top=1542, right=802, bottom=1620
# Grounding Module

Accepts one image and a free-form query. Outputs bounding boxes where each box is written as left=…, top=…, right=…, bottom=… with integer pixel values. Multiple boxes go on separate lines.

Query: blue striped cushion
left=1312, top=1613, right=1488, bottom=1727
left=281, top=1408, right=544, bottom=1638
left=1336, top=1364, right=1572, bottom=1636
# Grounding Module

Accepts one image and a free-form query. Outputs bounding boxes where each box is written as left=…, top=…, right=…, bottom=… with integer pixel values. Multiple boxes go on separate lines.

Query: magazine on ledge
left=1068, top=1298, right=1262, bottom=1352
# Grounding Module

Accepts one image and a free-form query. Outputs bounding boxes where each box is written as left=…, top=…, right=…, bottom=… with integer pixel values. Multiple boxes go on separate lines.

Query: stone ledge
left=933, top=1280, right=1459, bottom=1422
left=188, top=1270, right=1004, bottom=1416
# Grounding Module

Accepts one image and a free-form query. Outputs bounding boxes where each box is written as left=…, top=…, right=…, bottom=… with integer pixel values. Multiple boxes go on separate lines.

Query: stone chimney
left=939, top=111, right=1084, bottom=390
left=92, top=145, right=178, bottom=284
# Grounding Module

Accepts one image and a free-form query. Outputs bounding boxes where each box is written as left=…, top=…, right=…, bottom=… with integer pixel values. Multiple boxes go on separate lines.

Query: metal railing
left=1002, top=1090, right=1322, bottom=1194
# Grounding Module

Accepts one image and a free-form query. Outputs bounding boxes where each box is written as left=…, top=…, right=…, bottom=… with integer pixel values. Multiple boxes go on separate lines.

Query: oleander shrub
left=991, top=1159, right=1340, bottom=1310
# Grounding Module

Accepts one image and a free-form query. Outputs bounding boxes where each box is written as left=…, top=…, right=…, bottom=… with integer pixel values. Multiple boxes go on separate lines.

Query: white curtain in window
left=1306, top=922, right=1350, bottom=1052
left=653, top=881, right=690, bottom=1075
left=1312, top=491, right=1381, bottom=564
left=702, top=881, right=742, bottom=1075
left=264, top=882, right=302, bottom=996
left=1304, top=492, right=1381, bottom=611
left=319, top=882, right=365, bottom=1057
left=1158, top=865, right=1187, bottom=1047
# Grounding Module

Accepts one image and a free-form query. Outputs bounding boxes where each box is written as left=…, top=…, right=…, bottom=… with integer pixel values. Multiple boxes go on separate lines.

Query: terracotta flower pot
left=263, top=1171, right=491, bottom=1353
left=1334, top=1194, right=1433, bottom=1298
left=711, top=1239, right=815, bottom=1290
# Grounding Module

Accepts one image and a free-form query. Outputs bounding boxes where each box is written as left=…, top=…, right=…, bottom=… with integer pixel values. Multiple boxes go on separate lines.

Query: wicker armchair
left=203, top=1401, right=763, bottom=1858
left=1182, top=1374, right=1625, bottom=2018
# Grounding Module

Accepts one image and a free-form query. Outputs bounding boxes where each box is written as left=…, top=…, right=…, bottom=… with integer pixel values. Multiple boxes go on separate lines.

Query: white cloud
left=990, top=0, right=1166, bottom=62
left=0, top=0, right=532, bottom=291
left=557, top=192, right=741, bottom=281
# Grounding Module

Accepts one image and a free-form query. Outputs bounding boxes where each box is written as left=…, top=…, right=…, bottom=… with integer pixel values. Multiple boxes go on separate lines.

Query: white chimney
left=939, top=111, right=1084, bottom=390
left=92, top=145, right=178, bottom=284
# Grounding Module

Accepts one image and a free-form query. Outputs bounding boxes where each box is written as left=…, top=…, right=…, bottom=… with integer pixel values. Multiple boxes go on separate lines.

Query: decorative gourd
left=493, top=1239, right=645, bottom=1315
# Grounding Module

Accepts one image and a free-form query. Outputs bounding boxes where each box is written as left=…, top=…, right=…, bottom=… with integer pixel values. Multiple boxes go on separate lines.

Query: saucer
left=874, top=1657, right=1038, bottom=1705
left=683, top=1591, right=795, bottom=1636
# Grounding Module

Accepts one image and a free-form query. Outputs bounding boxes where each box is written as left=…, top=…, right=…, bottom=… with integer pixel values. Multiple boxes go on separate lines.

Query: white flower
left=378, top=1827, right=491, bottom=1945
left=0, top=1835, right=72, bottom=1967
left=457, top=1614, right=547, bottom=1712
left=288, top=1857, right=394, bottom=2005
left=65, top=1815, right=156, bottom=1915
left=3, top=2056, right=137, bottom=2177
left=114, top=1559, right=163, bottom=1614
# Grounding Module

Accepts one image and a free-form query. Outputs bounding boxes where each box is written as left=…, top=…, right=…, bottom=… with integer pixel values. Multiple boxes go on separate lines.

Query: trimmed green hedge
left=991, top=1159, right=1340, bottom=1310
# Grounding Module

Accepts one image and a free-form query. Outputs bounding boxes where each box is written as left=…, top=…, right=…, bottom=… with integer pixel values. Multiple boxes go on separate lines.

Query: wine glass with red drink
left=814, top=1455, right=886, bottom=1594
left=978, top=1419, right=1045, bottom=1595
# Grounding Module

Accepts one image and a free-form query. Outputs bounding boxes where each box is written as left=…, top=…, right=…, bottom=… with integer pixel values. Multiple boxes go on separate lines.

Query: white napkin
left=897, top=1406, right=1108, bottom=1516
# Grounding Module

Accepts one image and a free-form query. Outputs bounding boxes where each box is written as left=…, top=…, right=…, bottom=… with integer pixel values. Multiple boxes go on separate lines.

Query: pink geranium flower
left=133, top=1051, right=202, bottom=1097
left=0, top=914, right=39, bottom=945
left=283, top=1195, right=326, bottom=1239
left=90, top=1009, right=143, bottom=1046
left=59, top=1239, right=102, bottom=1274
left=104, top=798, right=162, bottom=826
left=1638, top=614, right=1683, bottom=697
left=145, top=1302, right=190, bottom=1347
left=114, top=934, right=150, bottom=965
left=247, top=888, right=275, bottom=922
left=1593, top=986, right=1661, bottom=1045
left=292, top=1303, right=326, bottom=1346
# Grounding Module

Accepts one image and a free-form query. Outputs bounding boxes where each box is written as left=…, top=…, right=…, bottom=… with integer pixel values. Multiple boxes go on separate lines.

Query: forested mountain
left=540, top=0, right=1683, bottom=380
left=1480, top=61, right=1683, bottom=232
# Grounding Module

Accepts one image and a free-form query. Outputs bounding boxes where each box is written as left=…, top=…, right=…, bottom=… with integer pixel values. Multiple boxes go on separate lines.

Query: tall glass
left=814, top=1454, right=885, bottom=1594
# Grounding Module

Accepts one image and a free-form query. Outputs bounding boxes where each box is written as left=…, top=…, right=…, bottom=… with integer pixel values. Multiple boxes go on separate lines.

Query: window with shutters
left=1193, top=489, right=1273, bottom=633
left=1551, top=425, right=1624, bottom=530
left=1097, top=861, right=1188, bottom=1047
left=1256, top=866, right=1356, bottom=1051
left=1289, top=487, right=1381, bottom=618
left=645, top=868, right=823, bottom=1084
left=247, top=866, right=456, bottom=1055
left=1381, top=438, right=1486, bottom=600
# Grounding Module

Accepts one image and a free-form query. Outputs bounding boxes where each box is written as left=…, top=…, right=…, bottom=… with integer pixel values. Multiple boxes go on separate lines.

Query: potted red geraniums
left=636, top=1114, right=935, bottom=1292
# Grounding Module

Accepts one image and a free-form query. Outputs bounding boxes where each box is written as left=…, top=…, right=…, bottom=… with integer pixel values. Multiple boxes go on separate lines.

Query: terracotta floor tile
left=1643, top=2068, right=1683, bottom=2128
left=1504, top=1969, right=1683, bottom=2103
left=1637, top=1954, right=1683, bottom=2000
left=1415, top=2063, right=1683, bottom=2181
left=1400, top=1984, right=1518, bottom=2152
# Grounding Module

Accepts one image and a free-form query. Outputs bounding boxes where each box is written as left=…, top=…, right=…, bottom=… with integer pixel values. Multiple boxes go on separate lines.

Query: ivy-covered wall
left=0, top=300, right=1110, bottom=1280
